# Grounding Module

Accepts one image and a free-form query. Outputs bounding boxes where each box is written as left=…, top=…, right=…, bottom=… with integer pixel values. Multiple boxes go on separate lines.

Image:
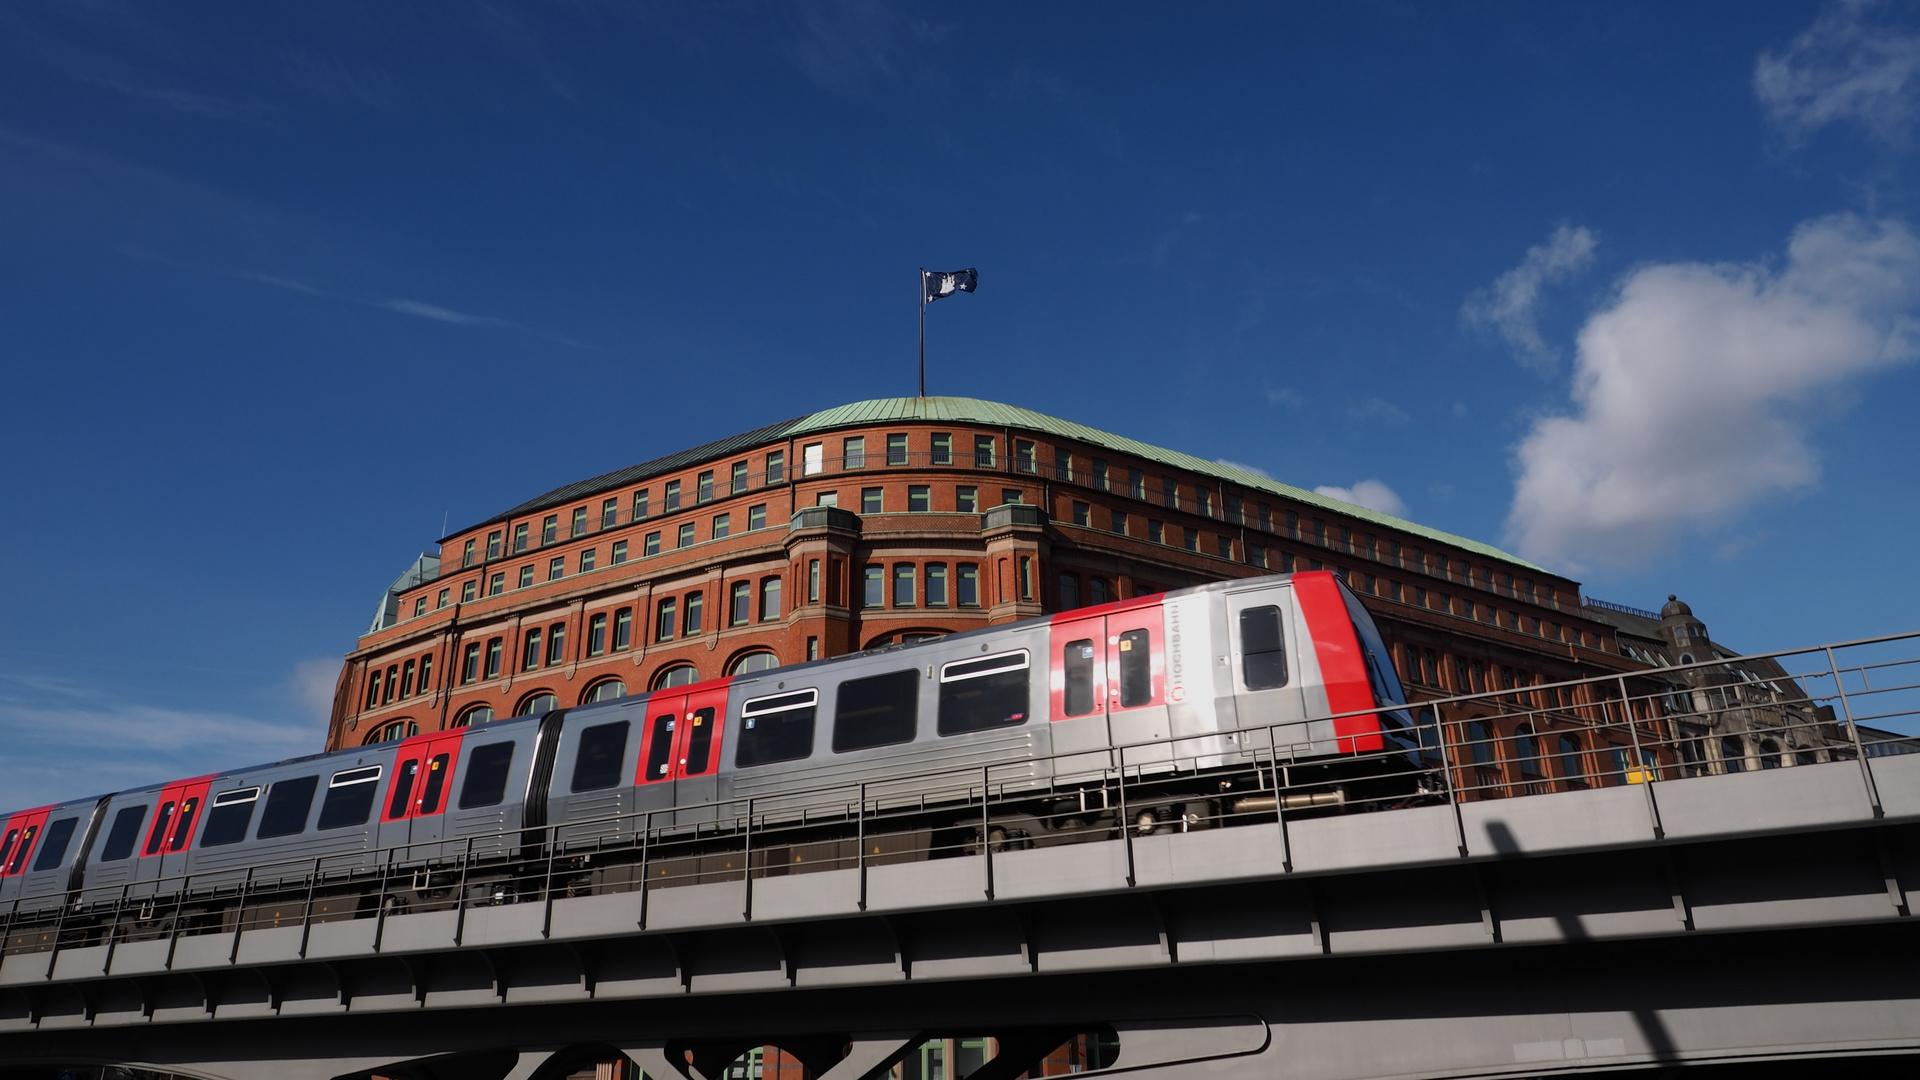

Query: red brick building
left=327, top=396, right=1634, bottom=752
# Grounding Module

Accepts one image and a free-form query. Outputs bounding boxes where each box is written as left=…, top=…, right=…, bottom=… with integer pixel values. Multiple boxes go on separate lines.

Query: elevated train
left=0, top=571, right=1418, bottom=922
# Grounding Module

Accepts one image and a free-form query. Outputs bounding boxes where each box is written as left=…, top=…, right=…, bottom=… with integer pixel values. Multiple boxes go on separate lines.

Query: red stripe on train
left=1292, top=571, right=1383, bottom=753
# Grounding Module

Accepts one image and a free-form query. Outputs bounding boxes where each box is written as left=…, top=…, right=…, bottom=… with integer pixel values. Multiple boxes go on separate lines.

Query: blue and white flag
left=923, top=268, right=978, bottom=303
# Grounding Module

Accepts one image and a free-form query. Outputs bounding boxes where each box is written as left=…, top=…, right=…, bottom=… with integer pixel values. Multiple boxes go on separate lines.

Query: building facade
left=327, top=396, right=1639, bottom=758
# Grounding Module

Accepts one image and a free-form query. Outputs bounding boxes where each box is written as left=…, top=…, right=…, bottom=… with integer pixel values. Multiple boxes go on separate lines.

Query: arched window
left=652, top=664, right=698, bottom=690
left=1465, top=720, right=1494, bottom=766
left=728, top=651, right=778, bottom=676
left=453, top=705, right=494, bottom=729
left=583, top=679, right=627, bottom=704
left=516, top=691, right=559, bottom=716
left=1721, top=737, right=1745, bottom=773
left=1759, top=739, right=1781, bottom=769
left=1557, top=735, right=1584, bottom=784
left=1514, top=724, right=1542, bottom=778
left=367, top=720, right=418, bottom=745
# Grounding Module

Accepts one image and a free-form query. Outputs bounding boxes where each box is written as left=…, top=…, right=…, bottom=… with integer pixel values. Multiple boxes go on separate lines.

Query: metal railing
left=11, top=629, right=1915, bottom=971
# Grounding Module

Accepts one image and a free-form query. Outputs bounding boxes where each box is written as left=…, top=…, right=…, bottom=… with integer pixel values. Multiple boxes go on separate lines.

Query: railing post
left=453, top=836, right=474, bottom=946
left=540, top=823, right=559, bottom=939
left=857, top=781, right=869, bottom=911
left=1827, top=646, right=1884, bottom=817
left=297, top=857, right=320, bottom=959
left=371, top=856, right=393, bottom=952
left=1265, top=725, right=1292, bottom=873
left=1116, top=746, right=1135, bottom=887
left=227, top=866, right=253, bottom=963
left=742, top=797, right=756, bottom=922
left=636, top=809, right=652, bottom=931
left=101, top=883, right=130, bottom=974
left=981, top=766, right=994, bottom=900
left=1620, top=675, right=1665, bottom=839
left=1429, top=705, right=1468, bottom=857
left=162, top=874, right=186, bottom=971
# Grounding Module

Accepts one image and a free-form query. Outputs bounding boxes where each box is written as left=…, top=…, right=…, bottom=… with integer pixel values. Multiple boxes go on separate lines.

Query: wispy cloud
left=1348, top=397, right=1410, bottom=424
left=1462, top=225, right=1598, bottom=371
left=1264, top=387, right=1305, bottom=410
left=1313, top=479, right=1409, bottom=517
left=1756, top=0, right=1920, bottom=147
left=380, top=298, right=516, bottom=327
left=786, top=0, right=948, bottom=93
left=1216, top=458, right=1274, bottom=480
left=1506, top=213, right=1920, bottom=571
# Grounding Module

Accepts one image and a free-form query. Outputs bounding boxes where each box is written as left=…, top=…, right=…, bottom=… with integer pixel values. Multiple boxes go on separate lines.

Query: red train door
left=672, top=683, right=729, bottom=822
left=380, top=730, right=466, bottom=849
left=140, top=775, right=216, bottom=881
left=0, top=806, right=52, bottom=880
left=1105, top=603, right=1165, bottom=720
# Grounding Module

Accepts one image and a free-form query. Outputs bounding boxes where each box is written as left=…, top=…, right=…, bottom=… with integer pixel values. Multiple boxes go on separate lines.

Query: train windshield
left=1339, top=585, right=1418, bottom=749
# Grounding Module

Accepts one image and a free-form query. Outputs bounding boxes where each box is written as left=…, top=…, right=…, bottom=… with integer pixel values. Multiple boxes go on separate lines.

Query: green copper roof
left=464, top=394, right=1543, bottom=574
left=788, top=397, right=1543, bottom=573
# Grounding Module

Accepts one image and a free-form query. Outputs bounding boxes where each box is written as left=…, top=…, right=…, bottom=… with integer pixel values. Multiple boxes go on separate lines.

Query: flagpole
left=918, top=267, right=926, bottom=398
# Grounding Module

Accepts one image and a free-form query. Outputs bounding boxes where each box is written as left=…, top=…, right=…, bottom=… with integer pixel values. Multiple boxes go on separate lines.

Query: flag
left=923, top=268, right=978, bottom=303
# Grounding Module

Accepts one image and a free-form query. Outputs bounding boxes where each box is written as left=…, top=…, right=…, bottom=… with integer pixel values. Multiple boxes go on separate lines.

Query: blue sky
left=4, top=1, right=1919, bottom=805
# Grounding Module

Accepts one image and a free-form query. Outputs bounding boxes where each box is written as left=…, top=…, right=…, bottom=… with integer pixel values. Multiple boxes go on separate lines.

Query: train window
left=938, top=651, right=1030, bottom=736
left=459, top=744, right=516, bottom=809
left=319, top=767, right=383, bottom=830
left=420, top=754, right=452, bottom=814
left=1117, top=629, right=1152, bottom=708
left=167, top=798, right=199, bottom=852
left=7, top=826, right=36, bottom=873
left=1239, top=606, right=1288, bottom=691
left=0, top=829, right=15, bottom=870
left=201, top=788, right=261, bottom=847
left=1062, top=639, right=1097, bottom=717
left=739, top=689, right=819, bottom=766
left=833, top=671, right=918, bottom=753
left=144, top=804, right=175, bottom=856
left=645, top=713, right=676, bottom=781
left=685, top=708, right=716, bottom=774
left=31, top=817, right=79, bottom=871
left=387, top=760, right=420, bottom=819
left=571, top=722, right=631, bottom=792
left=100, top=806, right=147, bottom=862
left=257, top=776, right=320, bottom=839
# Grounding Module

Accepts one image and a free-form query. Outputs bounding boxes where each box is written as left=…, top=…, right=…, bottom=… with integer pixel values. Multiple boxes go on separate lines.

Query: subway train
left=0, top=571, right=1419, bottom=919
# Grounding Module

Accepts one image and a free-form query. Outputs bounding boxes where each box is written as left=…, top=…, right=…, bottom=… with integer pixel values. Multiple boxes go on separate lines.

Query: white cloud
left=1506, top=213, right=1920, bottom=570
left=1216, top=458, right=1273, bottom=480
left=1313, top=479, right=1408, bottom=517
left=1463, top=225, right=1598, bottom=371
left=1265, top=387, right=1305, bottom=409
left=380, top=298, right=514, bottom=327
left=1756, top=0, right=1920, bottom=146
left=1348, top=397, right=1410, bottom=424
left=288, top=657, right=342, bottom=724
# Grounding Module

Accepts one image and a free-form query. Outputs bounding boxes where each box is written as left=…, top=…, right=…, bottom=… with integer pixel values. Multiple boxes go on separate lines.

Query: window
left=1060, top=573, right=1079, bottom=609
left=1339, top=525, right=1352, bottom=553
left=634, top=489, right=650, bottom=520
left=654, top=664, right=697, bottom=689
left=808, top=559, right=821, bottom=603
left=489, top=573, right=505, bottom=596
left=364, top=672, right=381, bottom=710
left=766, top=450, right=785, bottom=483
left=576, top=549, right=595, bottom=573
left=1071, top=501, right=1089, bottom=526
left=803, top=442, right=825, bottom=475
left=612, top=540, right=628, bottom=564
left=657, top=598, right=677, bottom=641
left=547, top=624, right=566, bottom=665
left=1111, top=509, right=1128, bottom=535
left=1128, top=468, right=1145, bottom=500
left=523, top=628, right=543, bottom=672
left=513, top=524, right=529, bottom=553
left=1148, top=520, right=1163, bottom=544
left=697, top=470, right=714, bottom=503
left=738, top=690, right=818, bottom=767
left=844, top=436, right=866, bottom=469
left=454, top=705, right=493, bottom=728
left=459, top=742, right=516, bottom=808
left=1116, top=628, right=1151, bottom=707
left=200, top=789, right=258, bottom=847
left=100, top=806, right=148, bottom=862
left=956, top=486, right=978, bottom=513
left=863, top=565, right=885, bottom=607
left=1091, top=458, right=1108, bottom=490
left=413, top=596, right=426, bottom=618
left=1183, top=527, right=1200, bottom=552
left=588, top=613, right=607, bottom=656
left=1313, top=519, right=1327, bottom=546
left=255, top=775, right=318, bottom=840
left=887, top=433, right=909, bottom=465
left=1217, top=536, right=1234, bottom=559
left=576, top=677, right=629, bottom=707
left=1197, top=489, right=1213, bottom=517
left=317, top=766, right=381, bottom=829
left=462, top=539, right=476, bottom=568
left=1226, top=494, right=1244, bottom=525
left=27, top=816, right=77, bottom=870
left=973, top=435, right=995, bottom=468
left=1054, top=452, right=1073, bottom=481
left=1003, top=488, right=1023, bottom=505
left=748, top=504, right=767, bottom=530
left=1239, top=605, right=1288, bottom=690
left=816, top=491, right=838, bottom=507
left=761, top=577, right=781, bottom=621
left=1722, top=737, right=1745, bottom=772
left=1163, top=477, right=1178, bottom=508
left=614, top=607, right=632, bottom=650
left=684, top=592, right=703, bottom=634
left=678, top=523, right=695, bottom=548
left=549, top=557, right=565, bottom=581
left=931, top=433, right=952, bottom=465
left=1015, top=440, right=1036, bottom=472
left=908, top=485, right=930, bottom=512
left=538, top=515, right=556, bottom=545
left=1062, top=637, right=1096, bottom=716
left=1090, top=578, right=1108, bottom=605
left=732, top=581, right=752, bottom=626
left=1020, top=556, right=1034, bottom=600
left=518, top=566, right=534, bottom=589
left=602, top=498, right=619, bottom=529
left=485, top=638, right=503, bottom=679
left=1466, top=722, right=1496, bottom=767
left=1249, top=544, right=1268, bottom=569
left=571, top=721, right=629, bottom=792
left=1516, top=725, right=1543, bottom=778
left=957, top=563, right=979, bottom=606
left=570, top=507, right=587, bottom=538
left=731, top=460, right=749, bottom=494
left=665, top=480, right=681, bottom=511
left=645, top=531, right=661, bottom=556
left=1560, top=736, right=1586, bottom=783
left=462, top=642, right=481, bottom=684
left=437, top=588, right=449, bottom=609
left=926, top=563, right=948, bottom=606
left=894, top=563, right=917, bottom=607
left=806, top=637, right=820, bottom=661
left=713, top=513, right=730, bottom=539
left=938, top=651, right=1030, bottom=735
left=862, top=487, right=884, bottom=514
left=835, top=670, right=919, bottom=752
